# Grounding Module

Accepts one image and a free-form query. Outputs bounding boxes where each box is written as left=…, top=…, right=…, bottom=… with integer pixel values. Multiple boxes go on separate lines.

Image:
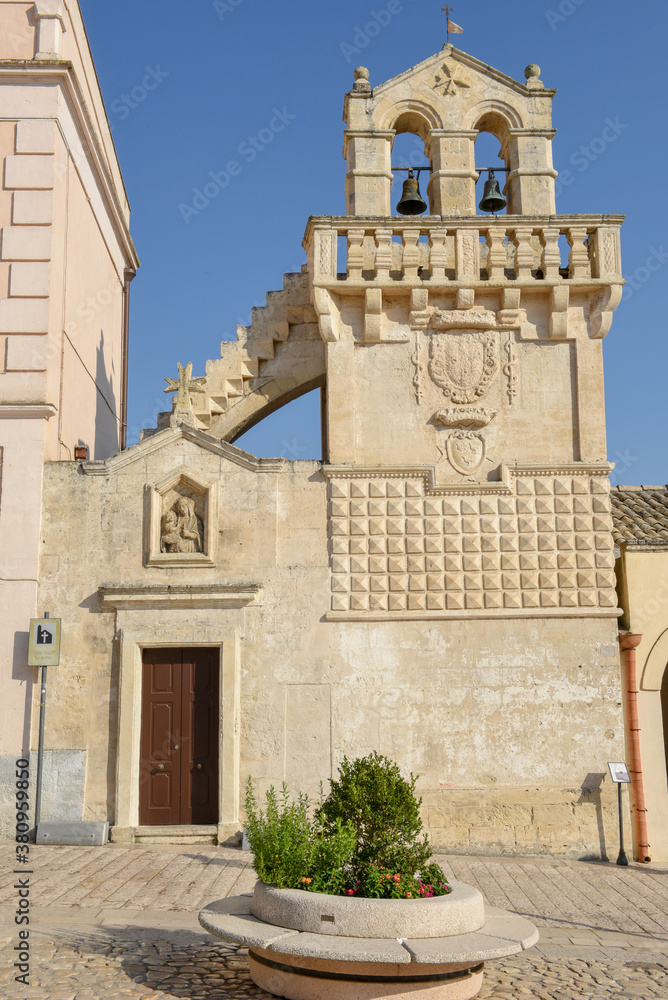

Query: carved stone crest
left=433, top=407, right=497, bottom=477
left=446, top=431, right=487, bottom=475
left=428, top=330, right=499, bottom=404
left=434, top=406, right=497, bottom=429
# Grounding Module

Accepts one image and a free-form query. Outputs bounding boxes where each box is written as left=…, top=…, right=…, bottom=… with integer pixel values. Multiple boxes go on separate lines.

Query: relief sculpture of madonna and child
left=161, top=496, right=204, bottom=553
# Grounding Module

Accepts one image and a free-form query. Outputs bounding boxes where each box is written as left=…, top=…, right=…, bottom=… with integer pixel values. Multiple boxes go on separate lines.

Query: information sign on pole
left=608, top=761, right=631, bottom=865
left=28, top=618, right=62, bottom=666
left=607, top=762, right=631, bottom=783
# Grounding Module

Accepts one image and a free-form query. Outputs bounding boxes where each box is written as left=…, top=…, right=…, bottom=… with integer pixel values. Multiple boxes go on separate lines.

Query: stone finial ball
left=354, top=66, right=370, bottom=81
left=525, top=64, right=541, bottom=79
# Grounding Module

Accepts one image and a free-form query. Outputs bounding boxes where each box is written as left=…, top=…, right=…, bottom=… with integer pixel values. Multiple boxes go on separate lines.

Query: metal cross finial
left=442, top=5, right=463, bottom=44
left=164, top=361, right=206, bottom=411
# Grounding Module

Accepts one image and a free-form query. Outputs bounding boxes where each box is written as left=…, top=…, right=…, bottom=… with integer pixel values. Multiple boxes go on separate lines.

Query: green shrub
left=315, top=752, right=431, bottom=878
left=244, top=755, right=450, bottom=899
left=244, top=778, right=356, bottom=891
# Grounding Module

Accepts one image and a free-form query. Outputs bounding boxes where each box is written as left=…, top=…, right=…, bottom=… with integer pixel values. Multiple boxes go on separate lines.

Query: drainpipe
left=619, top=632, right=651, bottom=862
left=120, top=268, right=136, bottom=451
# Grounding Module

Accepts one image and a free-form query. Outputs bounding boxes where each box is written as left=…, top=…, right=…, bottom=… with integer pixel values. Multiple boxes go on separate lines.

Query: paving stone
left=0, top=844, right=666, bottom=998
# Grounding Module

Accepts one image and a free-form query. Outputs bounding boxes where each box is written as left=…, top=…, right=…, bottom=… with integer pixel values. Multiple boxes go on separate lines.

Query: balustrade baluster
left=374, top=228, right=393, bottom=281
left=566, top=226, right=590, bottom=279
left=347, top=228, right=366, bottom=280
left=512, top=226, right=534, bottom=279
left=540, top=226, right=561, bottom=280
left=402, top=229, right=421, bottom=279
left=485, top=226, right=507, bottom=281
left=429, top=227, right=448, bottom=281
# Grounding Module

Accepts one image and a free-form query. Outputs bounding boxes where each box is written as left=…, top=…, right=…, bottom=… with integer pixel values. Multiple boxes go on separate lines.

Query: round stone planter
left=200, top=879, right=538, bottom=1000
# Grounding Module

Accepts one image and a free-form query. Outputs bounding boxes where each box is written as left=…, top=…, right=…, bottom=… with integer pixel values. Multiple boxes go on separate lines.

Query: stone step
left=134, top=825, right=218, bottom=845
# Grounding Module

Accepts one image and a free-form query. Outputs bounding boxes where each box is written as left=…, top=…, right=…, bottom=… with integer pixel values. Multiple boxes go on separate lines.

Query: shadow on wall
left=11, top=628, right=33, bottom=756
left=94, top=331, right=120, bottom=461
left=578, top=772, right=608, bottom=861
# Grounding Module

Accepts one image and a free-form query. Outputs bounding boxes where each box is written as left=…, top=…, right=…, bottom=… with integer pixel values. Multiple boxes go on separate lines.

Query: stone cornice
left=82, top=425, right=287, bottom=476
left=325, top=607, right=622, bottom=623
left=100, top=585, right=262, bottom=610
left=323, top=462, right=613, bottom=496
left=0, top=61, right=138, bottom=269
left=0, top=404, right=57, bottom=419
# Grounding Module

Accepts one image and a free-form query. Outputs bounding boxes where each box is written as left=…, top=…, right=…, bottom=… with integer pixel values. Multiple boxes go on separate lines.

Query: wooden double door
left=140, top=648, right=219, bottom=826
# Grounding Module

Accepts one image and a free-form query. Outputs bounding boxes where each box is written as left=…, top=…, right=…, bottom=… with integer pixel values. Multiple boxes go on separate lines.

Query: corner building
left=0, top=0, right=137, bottom=814
left=28, top=38, right=638, bottom=856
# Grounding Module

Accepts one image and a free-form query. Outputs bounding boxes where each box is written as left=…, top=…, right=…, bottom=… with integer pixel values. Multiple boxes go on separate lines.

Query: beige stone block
left=15, top=120, right=57, bottom=154
left=468, top=826, right=516, bottom=849
left=0, top=298, right=49, bottom=333
left=449, top=790, right=499, bottom=809
left=9, top=262, right=50, bottom=297
left=12, top=190, right=53, bottom=225
left=430, top=827, right=471, bottom=850
left=454, top=805, right=533, bottom=828
left=5, top=335, right=48, bottom=372
left=537, top=824, right=582, bottom=848
left=532, top=803, right=574, bottom=826
left=1, top=226, right=52, bottom=260
left=514, top=825, right=540, bottom=848
left=427, top=807, right=452, bottom=827
left=506, top=787, right=569, bottom=806
left=4, top=154, right=54, bottom=190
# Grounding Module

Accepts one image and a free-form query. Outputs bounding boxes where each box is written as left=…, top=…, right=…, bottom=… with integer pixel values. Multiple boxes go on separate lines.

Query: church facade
left=3, top=3, right=668, bottom=861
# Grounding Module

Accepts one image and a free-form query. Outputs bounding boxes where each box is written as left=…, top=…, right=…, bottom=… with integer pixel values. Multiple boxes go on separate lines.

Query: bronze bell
left=396, top=169, right=427, bottom=216
left=478, top=170, right=507, bottom=214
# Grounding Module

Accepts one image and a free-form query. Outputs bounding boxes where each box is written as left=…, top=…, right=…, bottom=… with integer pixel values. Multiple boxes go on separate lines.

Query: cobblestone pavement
left=1, top=844, right=667, bottom=998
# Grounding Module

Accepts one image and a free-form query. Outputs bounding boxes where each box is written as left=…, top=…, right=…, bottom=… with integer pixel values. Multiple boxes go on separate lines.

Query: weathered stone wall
left=25, top=430, right=626, bottom=857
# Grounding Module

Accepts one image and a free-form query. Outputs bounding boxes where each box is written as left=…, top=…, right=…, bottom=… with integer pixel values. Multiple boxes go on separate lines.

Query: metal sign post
left=28, top=614, right=62, bottom=833
left=608, top=762, right=631, bottom=866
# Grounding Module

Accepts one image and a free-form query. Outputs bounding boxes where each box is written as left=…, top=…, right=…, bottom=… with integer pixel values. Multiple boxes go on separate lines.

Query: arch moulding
left=641, top=626, right=668, bottom=691
left=467, top=100, right=524, bottom=135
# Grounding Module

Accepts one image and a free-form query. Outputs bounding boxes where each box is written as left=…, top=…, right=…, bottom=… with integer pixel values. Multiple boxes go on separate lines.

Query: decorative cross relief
left=164, top=362, right=207, bottom=418
left=431, top=60, right=472, bottom=97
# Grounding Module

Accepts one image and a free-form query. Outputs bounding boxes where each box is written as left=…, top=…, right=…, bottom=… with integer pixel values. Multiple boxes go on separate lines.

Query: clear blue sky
left=80, top=0, right=667, bottom=485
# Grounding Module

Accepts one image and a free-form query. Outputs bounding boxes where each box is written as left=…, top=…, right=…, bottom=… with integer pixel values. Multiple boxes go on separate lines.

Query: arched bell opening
left=390, top=131, right=431, bottom=216
left=473, top=113, right=512, bottom=216
left=391, top=111, right=434, bottom=215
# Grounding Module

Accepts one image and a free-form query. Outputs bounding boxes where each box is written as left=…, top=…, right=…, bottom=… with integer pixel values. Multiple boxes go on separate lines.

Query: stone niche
left=145, top=467, right=218, bottom=567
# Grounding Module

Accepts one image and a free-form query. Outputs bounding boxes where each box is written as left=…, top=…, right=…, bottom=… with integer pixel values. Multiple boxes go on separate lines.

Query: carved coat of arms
left=428, top=330, right=498, bottom=404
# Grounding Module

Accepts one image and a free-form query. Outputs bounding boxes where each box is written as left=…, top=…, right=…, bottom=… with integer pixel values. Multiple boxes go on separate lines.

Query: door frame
left=112, top=625, right=241, bottom=842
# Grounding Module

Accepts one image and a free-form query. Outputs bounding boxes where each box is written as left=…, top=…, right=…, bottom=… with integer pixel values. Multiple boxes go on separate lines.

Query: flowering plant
left=244, top=754, right=451, bottom=899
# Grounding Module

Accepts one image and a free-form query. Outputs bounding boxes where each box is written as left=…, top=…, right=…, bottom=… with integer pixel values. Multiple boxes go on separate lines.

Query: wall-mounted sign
left=28, top=619, right=62, bottom=666
left=608, top=761, right=631, bottom=783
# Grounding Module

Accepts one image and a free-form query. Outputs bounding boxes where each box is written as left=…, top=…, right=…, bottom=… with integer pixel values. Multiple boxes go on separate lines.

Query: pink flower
left=406, top=892, right=412, bottom=898
left=393, top=874, right=401, bottom=882
left=345, top=889, right=354, bottom=896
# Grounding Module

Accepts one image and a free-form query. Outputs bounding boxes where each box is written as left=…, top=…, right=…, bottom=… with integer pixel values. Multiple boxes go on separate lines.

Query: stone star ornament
left=164, top=362, right=207, bottom=411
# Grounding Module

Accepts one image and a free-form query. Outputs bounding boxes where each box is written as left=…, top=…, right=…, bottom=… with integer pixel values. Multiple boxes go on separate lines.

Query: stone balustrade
left=304, top=215, right=624, bottom=287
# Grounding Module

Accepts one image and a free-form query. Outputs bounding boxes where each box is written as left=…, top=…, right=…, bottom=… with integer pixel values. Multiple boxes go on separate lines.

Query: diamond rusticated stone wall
left=328, top=472, right=616, bottom=616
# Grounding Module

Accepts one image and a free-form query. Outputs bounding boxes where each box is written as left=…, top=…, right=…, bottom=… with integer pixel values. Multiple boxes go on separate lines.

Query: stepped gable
left=152, top=269, right=323, bottom=440
left=611, top=486, right=668, bottom=545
